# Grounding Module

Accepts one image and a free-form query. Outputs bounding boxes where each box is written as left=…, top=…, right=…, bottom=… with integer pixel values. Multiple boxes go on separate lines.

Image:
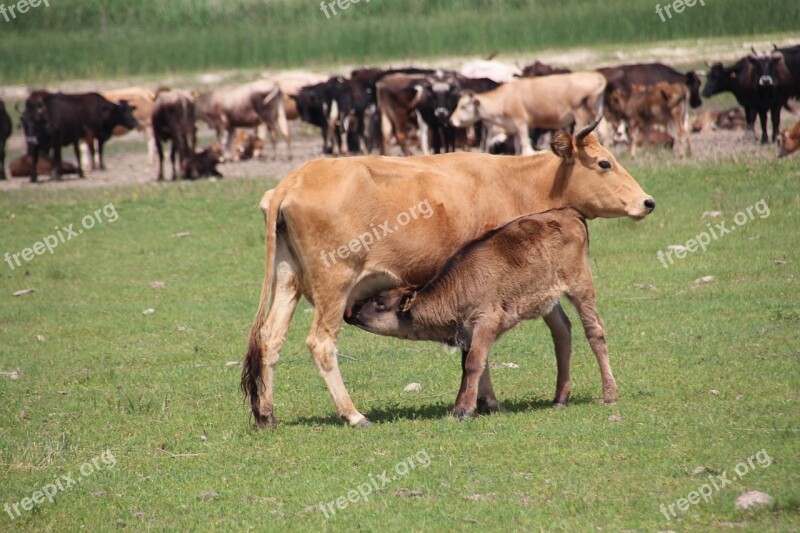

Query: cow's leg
left=71, top=143, right=84, bottom=179
left=758, top=109, right=769, bottom=144
left=453, top=322, right=498, bottom=420
left=544, top=303, right=572, bottom=405
left=0, top=144, right=5, bottom=180
left=155, top=139, right=164, bottom=181
left=253, top=255, right=302, bottom=428
left=567, top=288, right=618, bottom=404
left=475, top=363, right=506, bottom=415
left=265, top=121, right=279, bottom=160
left=97, top=139, right=107, bottom=170
left=306, top=296, right=369, bottom=428
left=770, top=105, right=781, bottom=143
left=517, top=123, right=535, bottom=156
left=146, top=126, right=157, bottom=164
left=416, top=111, right=430, bottom=156
left=744, top=107, right=757, bottom=141
left=170, top=140, right=179, bottom=180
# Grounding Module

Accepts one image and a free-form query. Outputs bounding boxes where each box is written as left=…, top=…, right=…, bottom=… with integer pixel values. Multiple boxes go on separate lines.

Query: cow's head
left=684, top=71, right=703, bottom=108
left=114, top=100, right=140, bottom=130
left=426, top=71, right=460, bottom=125
left=449, top=92, right=480, bottom=128
left=549, top=117, right=655, bottom=220
left=20, top=93, right=48, bottom=151
left=345, top=287, right=419, bottom=340
left=702, top=62, right=728, bottom=98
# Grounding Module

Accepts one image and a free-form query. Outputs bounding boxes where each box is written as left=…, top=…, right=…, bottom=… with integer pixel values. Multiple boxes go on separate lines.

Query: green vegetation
left=1, top=0, right=797, bottom=84
left=1, top=153, right=798, bottom=530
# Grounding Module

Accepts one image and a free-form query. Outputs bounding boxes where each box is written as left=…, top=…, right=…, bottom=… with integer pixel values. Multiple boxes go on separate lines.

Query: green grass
left=1, top=0, right=798, bottom=84
left=0, top=152, right=798, bottom=530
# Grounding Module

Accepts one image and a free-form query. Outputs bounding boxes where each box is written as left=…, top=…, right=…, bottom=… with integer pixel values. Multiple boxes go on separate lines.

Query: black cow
left=20, top=91, right=138, bottom=183
left=775, top=44, right=800, bottom=100
left=703, top=52, right=793, bottom=143
left=292, top=82, right=332, bottom=154
left=517, top=61, right=572, bottom=77
left=0, top=100, right=11, bottom=180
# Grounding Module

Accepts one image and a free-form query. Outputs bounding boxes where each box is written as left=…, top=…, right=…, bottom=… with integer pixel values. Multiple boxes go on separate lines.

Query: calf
left=182, top=144, right=224, bottom=179
left=231, top=131, right=265, bottom=161
left=613, top=82, right=690, bottom=157
left=778, top=120, right=800, bottom=158
left=0, top=100, right=11, bottom=180
left=346, top=206, right=617, bottom=419
left=9, top=154, right=80, bottom=178
left=151, top=90, right=196, bottom=181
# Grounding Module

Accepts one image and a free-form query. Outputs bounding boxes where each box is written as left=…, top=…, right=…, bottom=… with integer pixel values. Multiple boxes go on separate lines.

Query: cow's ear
left=551, top=131, right=574, bottom=163
left=399, top=291, right=416, bottom=313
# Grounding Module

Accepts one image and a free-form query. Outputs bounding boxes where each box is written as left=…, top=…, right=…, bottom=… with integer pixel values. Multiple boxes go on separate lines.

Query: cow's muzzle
left=758, top=75, right=774, bottom=87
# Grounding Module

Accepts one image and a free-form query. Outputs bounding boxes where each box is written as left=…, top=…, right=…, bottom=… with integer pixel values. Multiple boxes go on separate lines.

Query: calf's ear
left=399, top=291, right=417, bottom=313
left=550, top=131, right=574, bottom=163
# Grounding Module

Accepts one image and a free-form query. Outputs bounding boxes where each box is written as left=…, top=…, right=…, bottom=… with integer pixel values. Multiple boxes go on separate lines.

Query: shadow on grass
left=290, top=393, right=598, bottom=427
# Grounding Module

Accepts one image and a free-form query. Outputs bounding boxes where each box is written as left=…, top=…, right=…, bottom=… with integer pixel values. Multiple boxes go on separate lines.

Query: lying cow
left=9, top=154, right=80, bottom=178
left=346, top=207, right=616, bottom=418
left=778, top=120, right=800, bottom=158
left=241, top=117, right=655, bottom=429
left=182, top=144, right=224, bottom=179
left=449, top=72, right=606, bottom=155
left=231, top=131, right=265, bottom=161
left=691, top=107, right=746, bottom=133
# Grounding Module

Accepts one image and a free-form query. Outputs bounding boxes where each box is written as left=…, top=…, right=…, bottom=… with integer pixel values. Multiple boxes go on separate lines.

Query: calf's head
left=551, top=117, right=655, bottom=220
left=345, top=288, right=419, bottom=339
left=777, top=128, right=799, bottom=158
left=449, top=92, right=480, bottom=128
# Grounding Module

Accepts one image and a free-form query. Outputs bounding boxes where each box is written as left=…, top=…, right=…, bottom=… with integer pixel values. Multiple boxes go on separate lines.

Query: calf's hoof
left=452, top=406, right=475, bottom=421
left=346, top=414, right=372, bottom=429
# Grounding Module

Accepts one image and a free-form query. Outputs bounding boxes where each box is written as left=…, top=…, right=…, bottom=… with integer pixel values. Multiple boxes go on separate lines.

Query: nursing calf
left=346, top=208, right=616, bottom=419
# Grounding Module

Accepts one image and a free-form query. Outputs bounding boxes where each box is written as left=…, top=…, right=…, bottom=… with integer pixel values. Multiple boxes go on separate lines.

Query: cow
left=703, top=51, right=794, bottom=143
left=325, top=75, right=374, bottom=155
left=241, top=117, right=656, bottom=429
left=99, top=87, right=157, bottom=165
left=345, top=208, right=615, bottom=418
left=375, top=72, right=432, bottom=155
left=20, top=91, right=138, bottom=183
left=691, top=107, right=746, bottom=133
left=0, top=100, right=11, bottom=180
left=610, top=82, right=690, bottom=157
left=182, top=144, right=224, bottom=179
left=9, top=154, right=80, bottom=178
left=774, top=44, right=800, bottom=101
left=292, top=82, right=333, bottom=154
left=517, top=61, right=572, bottom=78
left=777, top=120, right=800, bottom=158
left=151, top=90, right=196, bottom=181
left=268, top=71, right=329, bottom=121
left=598, top=63, right=702, bottom=134
left=195, top=79, right=291, bottom=160
left=414, top=70, right=462, bottom=155
left=231, top=131, right=265, bottom=161
left=449, top=72, right=606, bottom=155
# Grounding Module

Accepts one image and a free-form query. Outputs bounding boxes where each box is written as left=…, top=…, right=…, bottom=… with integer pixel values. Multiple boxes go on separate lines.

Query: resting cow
left=346, top=207, right=616, bottom=418
left=241, top=117, right=655, bottom=429
left=778, top=120, right=800, bottom=158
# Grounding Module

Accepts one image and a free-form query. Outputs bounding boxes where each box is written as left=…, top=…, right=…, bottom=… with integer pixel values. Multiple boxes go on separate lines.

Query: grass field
left=1, top=152, right=798, bottom=530
left=1, top=0, right=798, bottom=84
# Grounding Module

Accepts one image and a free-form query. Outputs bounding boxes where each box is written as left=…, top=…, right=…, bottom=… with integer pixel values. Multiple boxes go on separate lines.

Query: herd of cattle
left=1, top=44, right=799, bottom=183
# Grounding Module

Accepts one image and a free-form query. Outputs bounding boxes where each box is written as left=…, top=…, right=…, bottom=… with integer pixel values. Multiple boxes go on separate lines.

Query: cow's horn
left=576, top=112, right=603, bottom=144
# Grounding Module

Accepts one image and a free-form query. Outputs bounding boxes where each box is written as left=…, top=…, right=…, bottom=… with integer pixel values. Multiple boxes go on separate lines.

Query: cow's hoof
left=452, top=406, right=474, bottom=421
left=476, top=397, right=507, bottom=415
left=353, top=418, right=372, bottom=429
left=552, top=401, right=568, bottom=409
left=254, top=412, right=277, bottom=430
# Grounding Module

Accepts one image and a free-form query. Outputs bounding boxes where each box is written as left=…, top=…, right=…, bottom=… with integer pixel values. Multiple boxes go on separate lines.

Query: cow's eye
left=599, top=160, right=612, bottom=170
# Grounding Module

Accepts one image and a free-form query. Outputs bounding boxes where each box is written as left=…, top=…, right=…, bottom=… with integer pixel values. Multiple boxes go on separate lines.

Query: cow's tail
left=241, top=187, right=284, bottom=415
left=274, top=89, right=290, bottom=142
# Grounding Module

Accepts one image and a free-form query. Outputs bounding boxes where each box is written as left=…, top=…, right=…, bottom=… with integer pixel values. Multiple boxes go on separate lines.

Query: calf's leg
left=453, top=323, right=498, bottom=420
left=544, top=302, right=573, bottom=405
left=567, top=289, right=618, bottom=403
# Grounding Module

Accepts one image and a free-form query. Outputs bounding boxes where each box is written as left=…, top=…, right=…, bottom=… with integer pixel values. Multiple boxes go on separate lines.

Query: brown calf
left=613, top=82, right=691, bottom=157
left=346, top=207, right=617, bottom=419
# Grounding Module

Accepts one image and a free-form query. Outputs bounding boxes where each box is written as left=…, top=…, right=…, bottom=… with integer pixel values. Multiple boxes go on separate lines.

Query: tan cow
left=450, top=72, right=607, bottom=155
left=241, top=118, right=655, bottom=429
left=101, top=87, right=157, bottom=163
left=195, top=79, right=291, bottom=160
left=267, top=71, right=328, bottom=121
left=777, top=120, right=800, bottom=158
left=230, top=131, right=266, bottom=161
left=612, top=82, right=690, bottom=157
left=345, top=208, right=617, bottom=418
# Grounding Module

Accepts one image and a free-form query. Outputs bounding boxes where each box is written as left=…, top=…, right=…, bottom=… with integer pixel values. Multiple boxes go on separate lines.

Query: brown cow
left=612, top=82, right=691, bottom=157
left=241, top=118, right=655, bottom=429
left=195, top=80, right=291, bottom=160
left=376, top=73, right=428, bottom=155
left=778, top=120, right=800, bottom=158
left=152, top=90, right=196, bottom=181
left=345, top=207, right=616, bottom=418
left=449, top=72, right=607, bottom=155
left=182, top=144, right=224, bottom=179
